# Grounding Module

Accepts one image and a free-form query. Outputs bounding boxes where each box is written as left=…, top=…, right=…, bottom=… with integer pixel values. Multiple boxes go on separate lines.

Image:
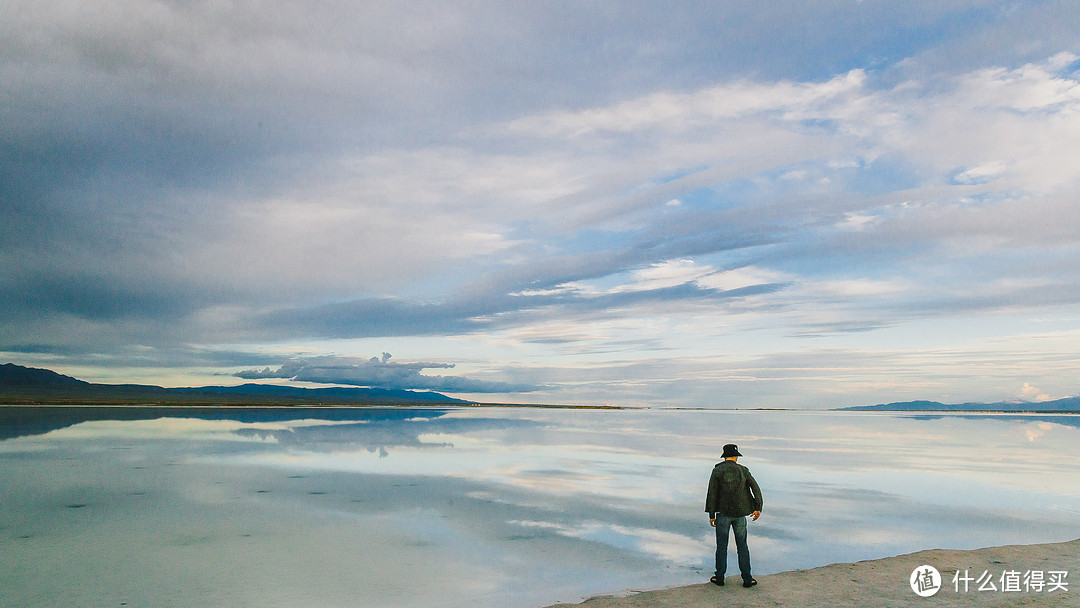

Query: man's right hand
left=751, top=510, right=761, bottom=521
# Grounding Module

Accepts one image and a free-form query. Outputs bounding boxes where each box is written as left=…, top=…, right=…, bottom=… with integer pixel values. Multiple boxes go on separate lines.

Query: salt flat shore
left=542, top=538, right=1080, bottom=607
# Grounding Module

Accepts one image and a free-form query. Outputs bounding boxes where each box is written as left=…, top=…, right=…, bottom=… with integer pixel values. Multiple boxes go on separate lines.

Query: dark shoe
left=743, top=578, right=757, bottom=588
left=710, top=575, right=725, bottom=586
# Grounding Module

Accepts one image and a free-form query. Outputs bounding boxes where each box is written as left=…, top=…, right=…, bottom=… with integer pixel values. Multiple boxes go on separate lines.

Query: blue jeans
left=714, top=515, right=752, bottom=583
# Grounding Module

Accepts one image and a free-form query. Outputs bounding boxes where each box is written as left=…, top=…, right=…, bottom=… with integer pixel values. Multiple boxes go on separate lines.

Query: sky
left=3, top=1, right=1080, bottom=408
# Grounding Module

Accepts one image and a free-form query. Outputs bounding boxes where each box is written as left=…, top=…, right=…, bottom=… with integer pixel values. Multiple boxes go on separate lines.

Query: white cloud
left=957, top=52, right=1080, bottom=112
left=508, top=69, right=867, bottom=138
left=801, top=278, right=913, bottom=299
left=952, top=161, right=1008, bottom=185
left=566, top=260, right=790, bottom=300
left=836, top=213, right=880, bottom=231
left=695, top=267, right=791, bottom=292
left=883, top=54, right=1080, bottom=193
left=1019, top=382, right=1052, bottom=402
left=615, top=259, right=712, bottom=293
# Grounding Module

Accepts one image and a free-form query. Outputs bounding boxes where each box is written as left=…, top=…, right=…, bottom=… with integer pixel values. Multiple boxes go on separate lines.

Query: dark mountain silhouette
left=0, top=362, right=89, bottom=388
left=842, top=397, right=1080, bottom=412
left=0, top=363, right=472, bottom=406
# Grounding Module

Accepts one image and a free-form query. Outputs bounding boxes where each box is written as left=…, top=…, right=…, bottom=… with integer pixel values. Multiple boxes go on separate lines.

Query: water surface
left=2, top=406, right=1078, bottom=607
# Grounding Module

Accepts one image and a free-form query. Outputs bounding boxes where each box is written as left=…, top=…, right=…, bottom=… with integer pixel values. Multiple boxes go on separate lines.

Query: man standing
left=705, top=443, right=763, bottom=588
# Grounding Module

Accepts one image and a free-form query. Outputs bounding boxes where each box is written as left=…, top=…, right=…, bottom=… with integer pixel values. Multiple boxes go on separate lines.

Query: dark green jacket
left=705, top=459, right=763, bottom=518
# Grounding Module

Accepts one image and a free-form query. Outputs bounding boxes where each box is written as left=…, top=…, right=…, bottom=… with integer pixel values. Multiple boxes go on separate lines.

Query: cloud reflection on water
left=511, top=519, right=711, bottom=566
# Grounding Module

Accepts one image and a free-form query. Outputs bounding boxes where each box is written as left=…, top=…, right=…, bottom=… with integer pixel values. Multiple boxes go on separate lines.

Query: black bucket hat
left=722, top=444, right=743, bottom=458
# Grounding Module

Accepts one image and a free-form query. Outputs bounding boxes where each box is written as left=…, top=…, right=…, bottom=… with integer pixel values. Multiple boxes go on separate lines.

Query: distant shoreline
left=3, top=363, right=1078, bottom=412
left=3, top=402, right=1079, bottom=414
left=837, top=397, right=1080, bottom=414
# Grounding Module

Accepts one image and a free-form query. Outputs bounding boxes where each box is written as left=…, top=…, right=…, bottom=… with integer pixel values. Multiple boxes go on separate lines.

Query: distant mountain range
left=3, top=363, right=1077, bottom=411
left=0, top=363, right=472, bottom=406
left=841, top=397, right=1080, bottom=412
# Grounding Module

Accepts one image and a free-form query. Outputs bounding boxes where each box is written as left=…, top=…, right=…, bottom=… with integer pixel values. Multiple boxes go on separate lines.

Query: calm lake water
left=2, top=406, right=1079, bottom=607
